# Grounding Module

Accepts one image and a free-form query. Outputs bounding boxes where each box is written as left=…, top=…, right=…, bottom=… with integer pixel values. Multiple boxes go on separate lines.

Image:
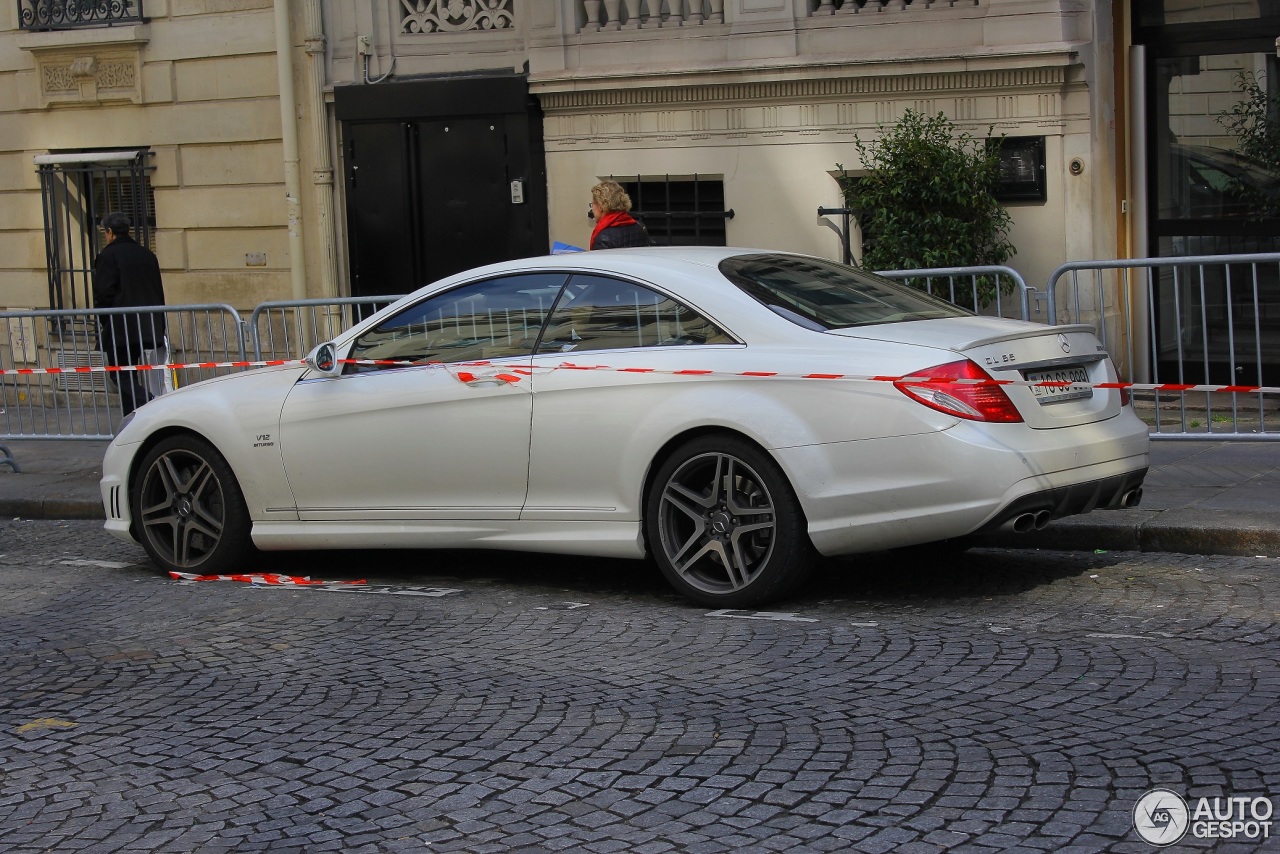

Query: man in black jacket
left=93, top=211, right=166, bottom=416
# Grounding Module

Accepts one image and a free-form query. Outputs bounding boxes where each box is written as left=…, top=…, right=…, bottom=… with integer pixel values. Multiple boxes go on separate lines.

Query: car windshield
left=719, top=254, right=971, bottom=330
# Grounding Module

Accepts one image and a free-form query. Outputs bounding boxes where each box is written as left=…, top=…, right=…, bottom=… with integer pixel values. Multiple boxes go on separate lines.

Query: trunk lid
left=829, top=319, right=1123, bottom=429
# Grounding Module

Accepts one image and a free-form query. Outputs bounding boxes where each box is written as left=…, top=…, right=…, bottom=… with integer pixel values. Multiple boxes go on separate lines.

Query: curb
left=979, top=509, right=1280, bottom=556
left=1, top=498, right=104, bottom=521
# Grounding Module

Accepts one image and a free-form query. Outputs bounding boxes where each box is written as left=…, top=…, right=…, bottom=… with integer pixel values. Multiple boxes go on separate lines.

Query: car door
left=524, top=274, right=738, bottom=523
left=278, top=273, right=565, bottom=521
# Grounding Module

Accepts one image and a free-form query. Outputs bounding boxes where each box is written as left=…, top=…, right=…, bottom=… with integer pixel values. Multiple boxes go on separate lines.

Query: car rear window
left=719, top=254, right=971, bottom=330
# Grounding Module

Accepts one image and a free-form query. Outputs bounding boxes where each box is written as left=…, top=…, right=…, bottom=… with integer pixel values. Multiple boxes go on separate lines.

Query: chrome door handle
left=458, top=370, right=522, bottom=387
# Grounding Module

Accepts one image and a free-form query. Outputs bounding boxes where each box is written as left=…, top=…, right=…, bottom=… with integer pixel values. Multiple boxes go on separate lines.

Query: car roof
left=437, top=245, right=778, bottom=279
left=361, top=247, right=815, bottom=348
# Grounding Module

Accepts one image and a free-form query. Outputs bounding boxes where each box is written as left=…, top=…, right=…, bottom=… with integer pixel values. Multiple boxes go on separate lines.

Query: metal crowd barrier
left=876, top=265, right=1037, bottom=321
left=1047, top=254, right=1279, bottom=440
left=1, top=304, right=244, bottom=442
left=4, top=256, right=1277, bottom=449
left=248, top=296, right=400, bottom=361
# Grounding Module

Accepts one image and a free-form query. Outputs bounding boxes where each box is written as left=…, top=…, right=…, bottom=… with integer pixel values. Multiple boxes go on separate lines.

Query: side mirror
left=304, top=342, right=341, bottom=377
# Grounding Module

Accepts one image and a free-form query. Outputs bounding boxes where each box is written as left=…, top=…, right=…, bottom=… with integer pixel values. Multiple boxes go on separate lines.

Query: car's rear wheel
left=132, top=434, right=253, bottom=575
left=646, top=435, right=816, bottom=607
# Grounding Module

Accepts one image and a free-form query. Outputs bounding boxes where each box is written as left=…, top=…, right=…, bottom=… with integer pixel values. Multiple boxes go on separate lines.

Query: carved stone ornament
left=19, top=20, right=148, bottom=107
left=37, top=49, right=140, bottom=106
left=97, top=62, right=136, bottom=89
left=68, top=56, right=97, bottom=78
left=400, top=0, right=515, bottom=33
left=42, top=64, right=77, bottom=93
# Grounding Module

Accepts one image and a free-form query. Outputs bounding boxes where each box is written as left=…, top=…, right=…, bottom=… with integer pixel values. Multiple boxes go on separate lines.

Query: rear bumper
left=776, top=412, right=1151, bottom=556
left=970, top=467, right=1148, bottom=535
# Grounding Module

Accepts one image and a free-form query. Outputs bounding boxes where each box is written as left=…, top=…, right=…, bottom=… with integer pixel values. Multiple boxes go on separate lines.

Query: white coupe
left=101, top=248, right=1149, bottom=606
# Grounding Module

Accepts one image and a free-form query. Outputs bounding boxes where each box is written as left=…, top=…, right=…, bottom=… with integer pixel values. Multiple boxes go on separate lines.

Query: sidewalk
left=1, top=437, right=1278, bottom=556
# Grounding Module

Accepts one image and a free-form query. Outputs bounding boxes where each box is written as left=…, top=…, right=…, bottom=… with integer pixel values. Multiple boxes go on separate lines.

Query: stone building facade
left=1, top=0, right=1274, bottom=343
left=2, top=0, right=319, bottom=312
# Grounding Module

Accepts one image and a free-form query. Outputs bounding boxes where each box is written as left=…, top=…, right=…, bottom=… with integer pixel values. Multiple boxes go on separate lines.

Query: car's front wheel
left=646, top=435, right=816, bottom=607
left=132, top=434, right=254, bottom=575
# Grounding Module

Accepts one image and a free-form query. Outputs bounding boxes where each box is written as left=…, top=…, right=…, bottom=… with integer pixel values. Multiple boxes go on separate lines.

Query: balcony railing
left=581, top=0, right=724, bottom=31
left=17, top=0, right=146, bottom=31
left=578, top=0, right=964, bottom=32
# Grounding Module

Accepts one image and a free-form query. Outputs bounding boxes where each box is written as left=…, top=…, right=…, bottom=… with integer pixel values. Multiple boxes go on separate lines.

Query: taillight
left=894, top=359, right=1023, bottom=423
left=1120, top=386, right=1131, bottom=406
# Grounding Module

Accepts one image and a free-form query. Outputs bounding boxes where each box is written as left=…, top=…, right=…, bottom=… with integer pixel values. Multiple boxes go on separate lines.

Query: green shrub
left=839, top=109, right=1015, bottom=307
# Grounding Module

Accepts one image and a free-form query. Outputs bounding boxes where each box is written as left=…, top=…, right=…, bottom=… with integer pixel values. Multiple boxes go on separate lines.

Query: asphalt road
left=2, top=520, right=1279, bottom=853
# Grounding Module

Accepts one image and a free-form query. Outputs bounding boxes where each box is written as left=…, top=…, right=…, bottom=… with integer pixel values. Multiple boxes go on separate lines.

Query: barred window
left=612, top=176, right=732, bottom=247
left=36, top=150, right=156, bottom=310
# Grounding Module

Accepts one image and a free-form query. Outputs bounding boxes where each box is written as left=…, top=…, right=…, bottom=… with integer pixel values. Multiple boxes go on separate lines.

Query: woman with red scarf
left=588, top=181, right=651, bottom=250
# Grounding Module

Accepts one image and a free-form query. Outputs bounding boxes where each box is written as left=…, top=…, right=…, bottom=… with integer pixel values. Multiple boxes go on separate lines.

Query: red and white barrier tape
left=3, top=358, right=1277, bottom=395
left=170, top=571, right=367, bottom=586
left=0, top=360, right=291, bottom=375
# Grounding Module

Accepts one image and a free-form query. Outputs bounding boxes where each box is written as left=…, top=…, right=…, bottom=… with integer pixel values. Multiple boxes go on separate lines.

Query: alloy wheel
left=138, top=447, right=227, bottom=569
left=656, top=451, right=777, bottom=596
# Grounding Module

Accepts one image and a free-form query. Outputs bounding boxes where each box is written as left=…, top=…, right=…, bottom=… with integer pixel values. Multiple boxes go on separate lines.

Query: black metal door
left=344, top=123, right=417, bottom=298
left=416, top=118, right=512, bottom=284
left=338, top=76, right=547, bottom=299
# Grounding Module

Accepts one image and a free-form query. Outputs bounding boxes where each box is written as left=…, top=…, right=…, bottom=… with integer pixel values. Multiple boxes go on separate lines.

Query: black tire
left=645, top=435, right=817, bottom=608
left=131, top=434, right=254, bottom=575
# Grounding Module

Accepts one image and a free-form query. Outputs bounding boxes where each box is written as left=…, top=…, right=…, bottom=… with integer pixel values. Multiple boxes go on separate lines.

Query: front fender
left=115, top=368, right=306, bottom=521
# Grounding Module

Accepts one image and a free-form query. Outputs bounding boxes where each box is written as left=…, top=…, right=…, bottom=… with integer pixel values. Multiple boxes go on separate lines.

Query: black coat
left=592, top=220, right=651, bottom=250
left=93, top=234, right=166, bottom=349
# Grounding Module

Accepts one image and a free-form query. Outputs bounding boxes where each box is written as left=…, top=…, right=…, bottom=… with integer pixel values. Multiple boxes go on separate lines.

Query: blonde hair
left=591, top=180, right=633, bottom=214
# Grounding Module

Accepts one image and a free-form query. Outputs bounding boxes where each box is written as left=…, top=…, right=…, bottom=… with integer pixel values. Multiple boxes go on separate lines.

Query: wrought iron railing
left=17, top=0, right=146, bottom=31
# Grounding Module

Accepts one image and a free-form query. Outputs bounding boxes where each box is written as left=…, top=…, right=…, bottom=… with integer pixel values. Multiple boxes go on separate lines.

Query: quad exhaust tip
left=1002, top=489, right=1140, bottom=535
left=1008, top=510, right=1052, bottom=534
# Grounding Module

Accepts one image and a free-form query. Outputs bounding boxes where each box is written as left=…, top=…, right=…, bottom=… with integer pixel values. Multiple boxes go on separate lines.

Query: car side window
left=537, top=274, right=734, bottom=354
left=346, top=273, right=567, bottom=373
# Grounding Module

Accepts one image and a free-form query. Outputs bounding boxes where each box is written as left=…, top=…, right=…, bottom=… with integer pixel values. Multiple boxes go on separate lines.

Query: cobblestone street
left=2, top=519, right=1279, bottom=853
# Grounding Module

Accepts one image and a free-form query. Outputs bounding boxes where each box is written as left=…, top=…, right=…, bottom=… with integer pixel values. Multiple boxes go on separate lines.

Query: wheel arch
left=125, top=426, right=231, bottom=539
left=639, top=426, right=803, bottom=556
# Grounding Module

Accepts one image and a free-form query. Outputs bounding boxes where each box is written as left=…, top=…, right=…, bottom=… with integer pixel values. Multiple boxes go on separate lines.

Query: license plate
left=1025, top=365, right=1092, bottom=404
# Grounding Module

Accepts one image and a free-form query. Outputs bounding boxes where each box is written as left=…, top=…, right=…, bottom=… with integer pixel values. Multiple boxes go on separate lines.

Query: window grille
left=35, top=150, right=156, bottom=311
left=611, top=176, right=733, bottom=247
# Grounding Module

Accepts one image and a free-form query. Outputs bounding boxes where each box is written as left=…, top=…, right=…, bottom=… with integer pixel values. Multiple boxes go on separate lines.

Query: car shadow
left=244, top=544, right=1129, bottom=610
left=793, top=547, right=1129, bottom=606
left=249, top=547, right=678, bottom=601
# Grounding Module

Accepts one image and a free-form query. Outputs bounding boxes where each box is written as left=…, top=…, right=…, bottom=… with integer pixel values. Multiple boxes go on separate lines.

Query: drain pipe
left=273, top=0, right=307, bottom=304
left=301, top=0, right=339, bottom=300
